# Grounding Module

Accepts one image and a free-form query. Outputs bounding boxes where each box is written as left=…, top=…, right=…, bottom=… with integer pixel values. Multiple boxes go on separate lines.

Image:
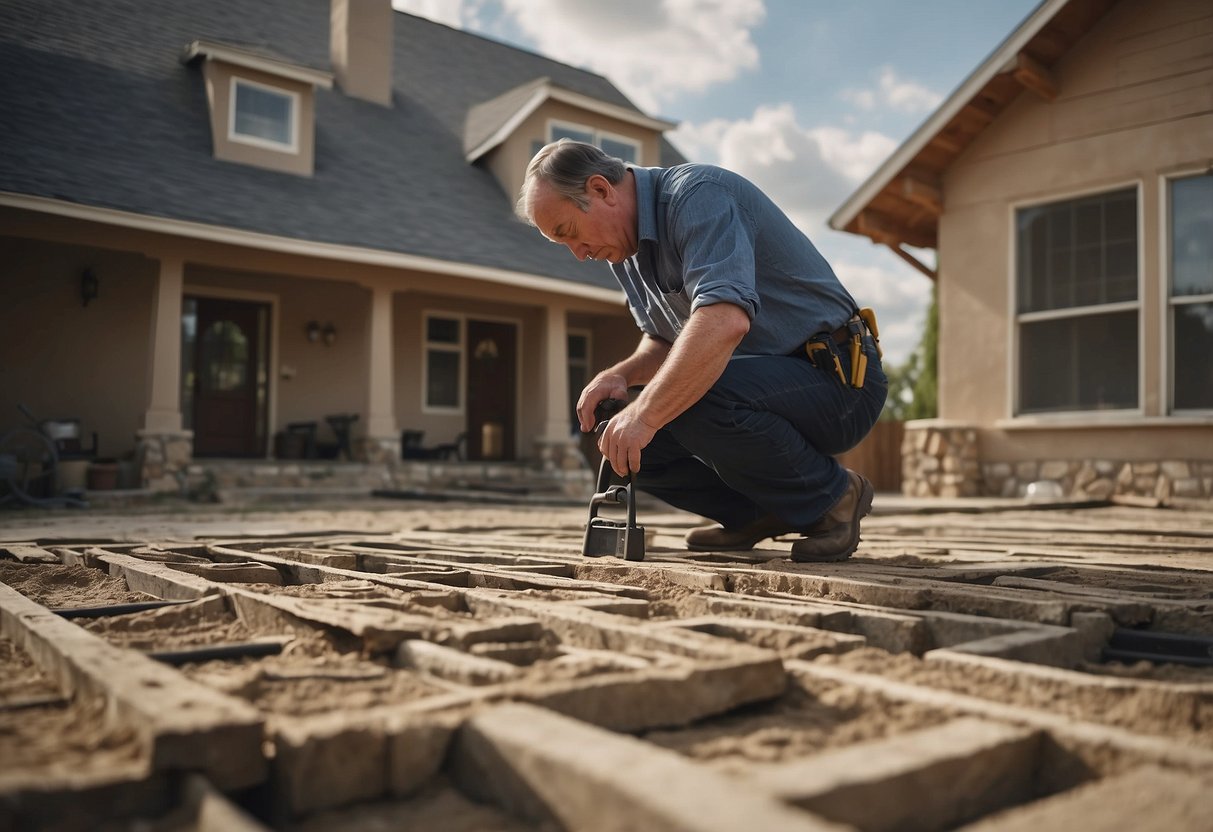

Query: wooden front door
left=465, top=320, right=516, bottom=461
left=187, top=296, right=269, bottom=458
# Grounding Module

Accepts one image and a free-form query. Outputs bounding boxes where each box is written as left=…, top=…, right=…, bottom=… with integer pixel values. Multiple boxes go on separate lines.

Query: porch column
left=356, top=284, right=400, bottom=463
left=137, top=255, right=192, bottom=492
left=535, top=303, right=584, bottom=483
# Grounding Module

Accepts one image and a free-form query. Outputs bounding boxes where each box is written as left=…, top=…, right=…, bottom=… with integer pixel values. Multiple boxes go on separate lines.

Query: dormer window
left=230, top=78, right=298, bottom=151
left=181, top=39, right=332, bottom=177
left=549, top=120, right=640, bottom=163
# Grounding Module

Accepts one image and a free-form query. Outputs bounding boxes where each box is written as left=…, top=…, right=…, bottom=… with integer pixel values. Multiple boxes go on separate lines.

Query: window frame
left=228, top=76, right=300, bottom=153
left=566, top=327, right=593, bottom=429
left=421, top=311, right=465, bottom=415
left=547, top=119, right=642, bottom=164
left=1162, top=168, right=1213, bottom=416
left=1007, top=181, right=1145, bottom=421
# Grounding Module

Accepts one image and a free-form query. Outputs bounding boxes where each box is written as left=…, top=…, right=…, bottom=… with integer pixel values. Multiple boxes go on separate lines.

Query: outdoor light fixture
left=305, top=320, right=322, bottom=342
left=80, top=268, right=99, bottom=307
left=321, top=322, right=337, bottom=346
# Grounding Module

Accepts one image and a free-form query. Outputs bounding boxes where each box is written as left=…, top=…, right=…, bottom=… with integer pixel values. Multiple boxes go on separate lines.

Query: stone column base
left=901, top=420, right=982, bottom=498
left=353, top=436, right=401, bottom=465
left=534, top=436, right=594, bottom=497
left=136, top=429, right=193, bottom=493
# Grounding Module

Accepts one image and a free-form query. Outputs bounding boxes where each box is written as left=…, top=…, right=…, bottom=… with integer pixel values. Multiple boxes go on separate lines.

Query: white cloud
left=495, top=0, right=765, bottom=112
left=841, top=66, right=943, bottom=115
left=670, top=104, right=895, bottom=232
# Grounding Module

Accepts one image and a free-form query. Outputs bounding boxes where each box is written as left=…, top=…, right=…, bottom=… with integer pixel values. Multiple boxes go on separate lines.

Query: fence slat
left=836, top=420, right=903, bottom=493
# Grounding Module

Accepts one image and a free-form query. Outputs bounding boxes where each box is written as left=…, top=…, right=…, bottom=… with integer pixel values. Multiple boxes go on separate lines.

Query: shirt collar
left=629, top=165, right=660, bottom=244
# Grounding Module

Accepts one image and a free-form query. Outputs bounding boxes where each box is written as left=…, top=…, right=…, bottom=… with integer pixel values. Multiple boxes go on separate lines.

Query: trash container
left=481, top=421, right=503, bottom=460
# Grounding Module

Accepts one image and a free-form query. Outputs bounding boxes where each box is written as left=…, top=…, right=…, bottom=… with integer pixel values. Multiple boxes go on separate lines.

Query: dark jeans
left=635, top=340, right=887, bottom=530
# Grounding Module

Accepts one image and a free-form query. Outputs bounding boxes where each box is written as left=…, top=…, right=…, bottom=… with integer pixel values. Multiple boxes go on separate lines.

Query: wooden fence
left=836, top=420, right=904, bottom=494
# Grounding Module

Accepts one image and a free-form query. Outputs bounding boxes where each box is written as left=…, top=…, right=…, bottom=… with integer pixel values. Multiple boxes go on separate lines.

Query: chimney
left=330, top=0, right=394, bottom=106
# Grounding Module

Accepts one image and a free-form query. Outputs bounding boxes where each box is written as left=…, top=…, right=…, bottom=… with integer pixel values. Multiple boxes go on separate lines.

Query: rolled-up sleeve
left=670, top=182, right=760, bottom=321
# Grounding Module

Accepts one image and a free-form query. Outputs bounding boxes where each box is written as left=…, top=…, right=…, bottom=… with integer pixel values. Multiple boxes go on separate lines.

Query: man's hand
left=599, top=405, right=658, bottom=477
left=576, top=373, right=629, bottom=433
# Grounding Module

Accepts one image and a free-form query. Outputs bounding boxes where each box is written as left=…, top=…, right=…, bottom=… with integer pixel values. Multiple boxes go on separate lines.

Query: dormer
left=464, top=77, right=677, bottom=200
left=182, top=39, right=333, bottom=177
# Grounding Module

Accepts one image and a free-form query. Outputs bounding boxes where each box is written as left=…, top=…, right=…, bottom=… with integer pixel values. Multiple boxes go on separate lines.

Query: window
left=1015, top=187, right=1139, bottom=414
left=424, top=315, right=462, bottom=410
left=230, top=78, right=298, bottom=151
left=567, top=330, right=591, bottom=430
left=548, top=121, right=640, bottom=163
left=1169, top=173, right=1213, bottom=412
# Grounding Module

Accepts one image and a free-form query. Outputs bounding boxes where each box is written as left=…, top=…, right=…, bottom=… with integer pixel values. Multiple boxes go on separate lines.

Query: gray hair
left=515, top=139, right=627, bottom=224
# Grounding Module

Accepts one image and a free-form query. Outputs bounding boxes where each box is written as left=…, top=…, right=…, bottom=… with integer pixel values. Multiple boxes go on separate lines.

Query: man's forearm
left=632, top=303, right=750, bottom=429
left=600, top=334, right=670, bottom=388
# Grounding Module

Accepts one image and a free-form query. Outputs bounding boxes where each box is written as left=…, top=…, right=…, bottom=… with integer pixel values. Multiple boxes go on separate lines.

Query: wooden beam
left=900, top=175, right=943, bottom=216
left=1013, top=52, right=1057, bottom=101
left=856, top=211, right=936, bottom=251
left=883, top=242, right=937, bottom=281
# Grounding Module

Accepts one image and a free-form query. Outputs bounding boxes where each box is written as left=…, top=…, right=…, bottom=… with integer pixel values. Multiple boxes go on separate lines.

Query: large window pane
left=427, top=317, right=459, bottom=344
left=426, top=351, right=459, bottom=408
left=1019, top=311, right=1138, bottom=413
left=233, top=82, right=293, bottom=146
left=600, top=136, right=638, bottom=162
left=1017, top=188, right=1138, bottom=314
left=1174, top=302, right=1213, bottom=410
left=1172, top=175, right=1213, bottom=297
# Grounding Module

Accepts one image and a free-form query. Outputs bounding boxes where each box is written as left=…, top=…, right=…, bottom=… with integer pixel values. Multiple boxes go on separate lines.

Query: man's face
left=529, top=176, right=636, bottom=264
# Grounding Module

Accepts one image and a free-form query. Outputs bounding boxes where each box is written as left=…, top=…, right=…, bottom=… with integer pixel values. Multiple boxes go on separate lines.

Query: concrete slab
left=744, top=718, right=1041, bottom=832
left=454, top=702, right=850, bottom=832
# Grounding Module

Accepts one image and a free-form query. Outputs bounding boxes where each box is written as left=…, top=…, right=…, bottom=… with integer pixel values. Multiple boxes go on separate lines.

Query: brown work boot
left=790, top=471, right=874, bottom=562
left=685, top=514, right=793, bottom=551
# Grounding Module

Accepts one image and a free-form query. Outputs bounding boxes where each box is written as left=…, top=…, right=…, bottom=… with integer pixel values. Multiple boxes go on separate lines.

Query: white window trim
left=421, top=311, right=465, bottom=415
left=1161, top=167, right=1213, bottom=417
left=1006, top=180, right=1145, bottom=421
left=228, top=76, right=300, bottom=153
left=547, top=119, right=642, bottom=164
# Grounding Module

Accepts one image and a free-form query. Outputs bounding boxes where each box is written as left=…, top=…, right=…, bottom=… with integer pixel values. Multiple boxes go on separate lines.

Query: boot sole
left=790, top=474, right=874, bottom=563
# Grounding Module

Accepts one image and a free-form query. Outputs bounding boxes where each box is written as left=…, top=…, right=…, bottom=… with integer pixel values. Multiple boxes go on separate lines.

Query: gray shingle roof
left=0, top=0, right=686, bottom=291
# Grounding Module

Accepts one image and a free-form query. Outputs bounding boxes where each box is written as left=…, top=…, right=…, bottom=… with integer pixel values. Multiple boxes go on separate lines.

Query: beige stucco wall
left=937, top=0, right=1213, bottom=461
left=0, top=236, right=155, bottom=459
left=487, top=100, right=665, bottom=205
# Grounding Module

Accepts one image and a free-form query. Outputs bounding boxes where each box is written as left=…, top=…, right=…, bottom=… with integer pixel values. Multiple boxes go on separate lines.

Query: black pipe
left=53, top=600, right=189, bottom=619
left=145, top=640, right=285, bottom=666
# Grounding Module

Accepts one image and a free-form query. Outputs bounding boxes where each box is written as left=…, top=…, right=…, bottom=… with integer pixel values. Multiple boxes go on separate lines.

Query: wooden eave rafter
left=830, top=0, right=1119, bottom=269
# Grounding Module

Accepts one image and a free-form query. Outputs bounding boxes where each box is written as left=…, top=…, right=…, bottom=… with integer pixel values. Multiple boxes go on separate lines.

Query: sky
left=392, top=0, right=1042, bottom=365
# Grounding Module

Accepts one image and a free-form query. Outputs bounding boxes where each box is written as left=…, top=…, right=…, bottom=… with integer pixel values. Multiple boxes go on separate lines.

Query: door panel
left=465, top=320, right=516, bottom=461
left=189, top=297, right=268, bottom=458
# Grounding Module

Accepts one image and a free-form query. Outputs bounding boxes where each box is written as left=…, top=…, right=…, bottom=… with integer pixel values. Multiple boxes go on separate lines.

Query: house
left=831, top=0, right=1212, bottom=502
left=0, top=0, right=686, bottom=493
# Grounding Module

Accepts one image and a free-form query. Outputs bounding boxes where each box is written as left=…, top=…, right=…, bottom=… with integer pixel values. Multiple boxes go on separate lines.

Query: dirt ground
left=2, top=494, right=1212, bottom=829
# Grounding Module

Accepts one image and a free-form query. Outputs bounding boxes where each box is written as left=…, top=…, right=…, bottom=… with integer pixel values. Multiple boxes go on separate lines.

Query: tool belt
left=803, top=308, right=882, bottom=389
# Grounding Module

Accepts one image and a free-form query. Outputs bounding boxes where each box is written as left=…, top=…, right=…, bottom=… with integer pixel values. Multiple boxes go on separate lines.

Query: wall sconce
left=80, top=268, right=99, bottom=307
left=305, top=320, right=322, bottom=343
left=321, top=322, right=337, bottom=346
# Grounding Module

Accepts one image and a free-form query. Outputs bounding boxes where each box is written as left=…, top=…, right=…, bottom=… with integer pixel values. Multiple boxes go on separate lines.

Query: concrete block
left=957, top=766, right=1213, bottom=832
left=657, top=616, right=865, bottom=659
left=453, top=703, right=845, bottom=832
left=932, top=625, right=1084, bottom=669
left=0, top=583, right=265, bottom=790
left=747, top=718, right=1040, bottom=832
left=384, top=715, right=458, bottom=797
left=272, top=714, right=387, bottom=816
left=395, top=639, right=520, bottom=685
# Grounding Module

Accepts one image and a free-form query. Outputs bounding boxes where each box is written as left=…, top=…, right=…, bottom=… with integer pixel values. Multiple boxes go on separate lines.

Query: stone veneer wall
left=901, top=421, right=982, bottom=498
left=136, top=430, right=193, bottom=493
left=903, top=420, right=1213, bottom=502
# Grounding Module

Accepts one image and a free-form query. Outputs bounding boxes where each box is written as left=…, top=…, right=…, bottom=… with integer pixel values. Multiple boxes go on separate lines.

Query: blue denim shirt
left=611, top=164, right=858, bottom=356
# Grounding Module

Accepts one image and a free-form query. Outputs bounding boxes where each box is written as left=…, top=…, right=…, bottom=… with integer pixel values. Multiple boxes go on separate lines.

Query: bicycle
left=0, top=404, right=87, bottom=508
